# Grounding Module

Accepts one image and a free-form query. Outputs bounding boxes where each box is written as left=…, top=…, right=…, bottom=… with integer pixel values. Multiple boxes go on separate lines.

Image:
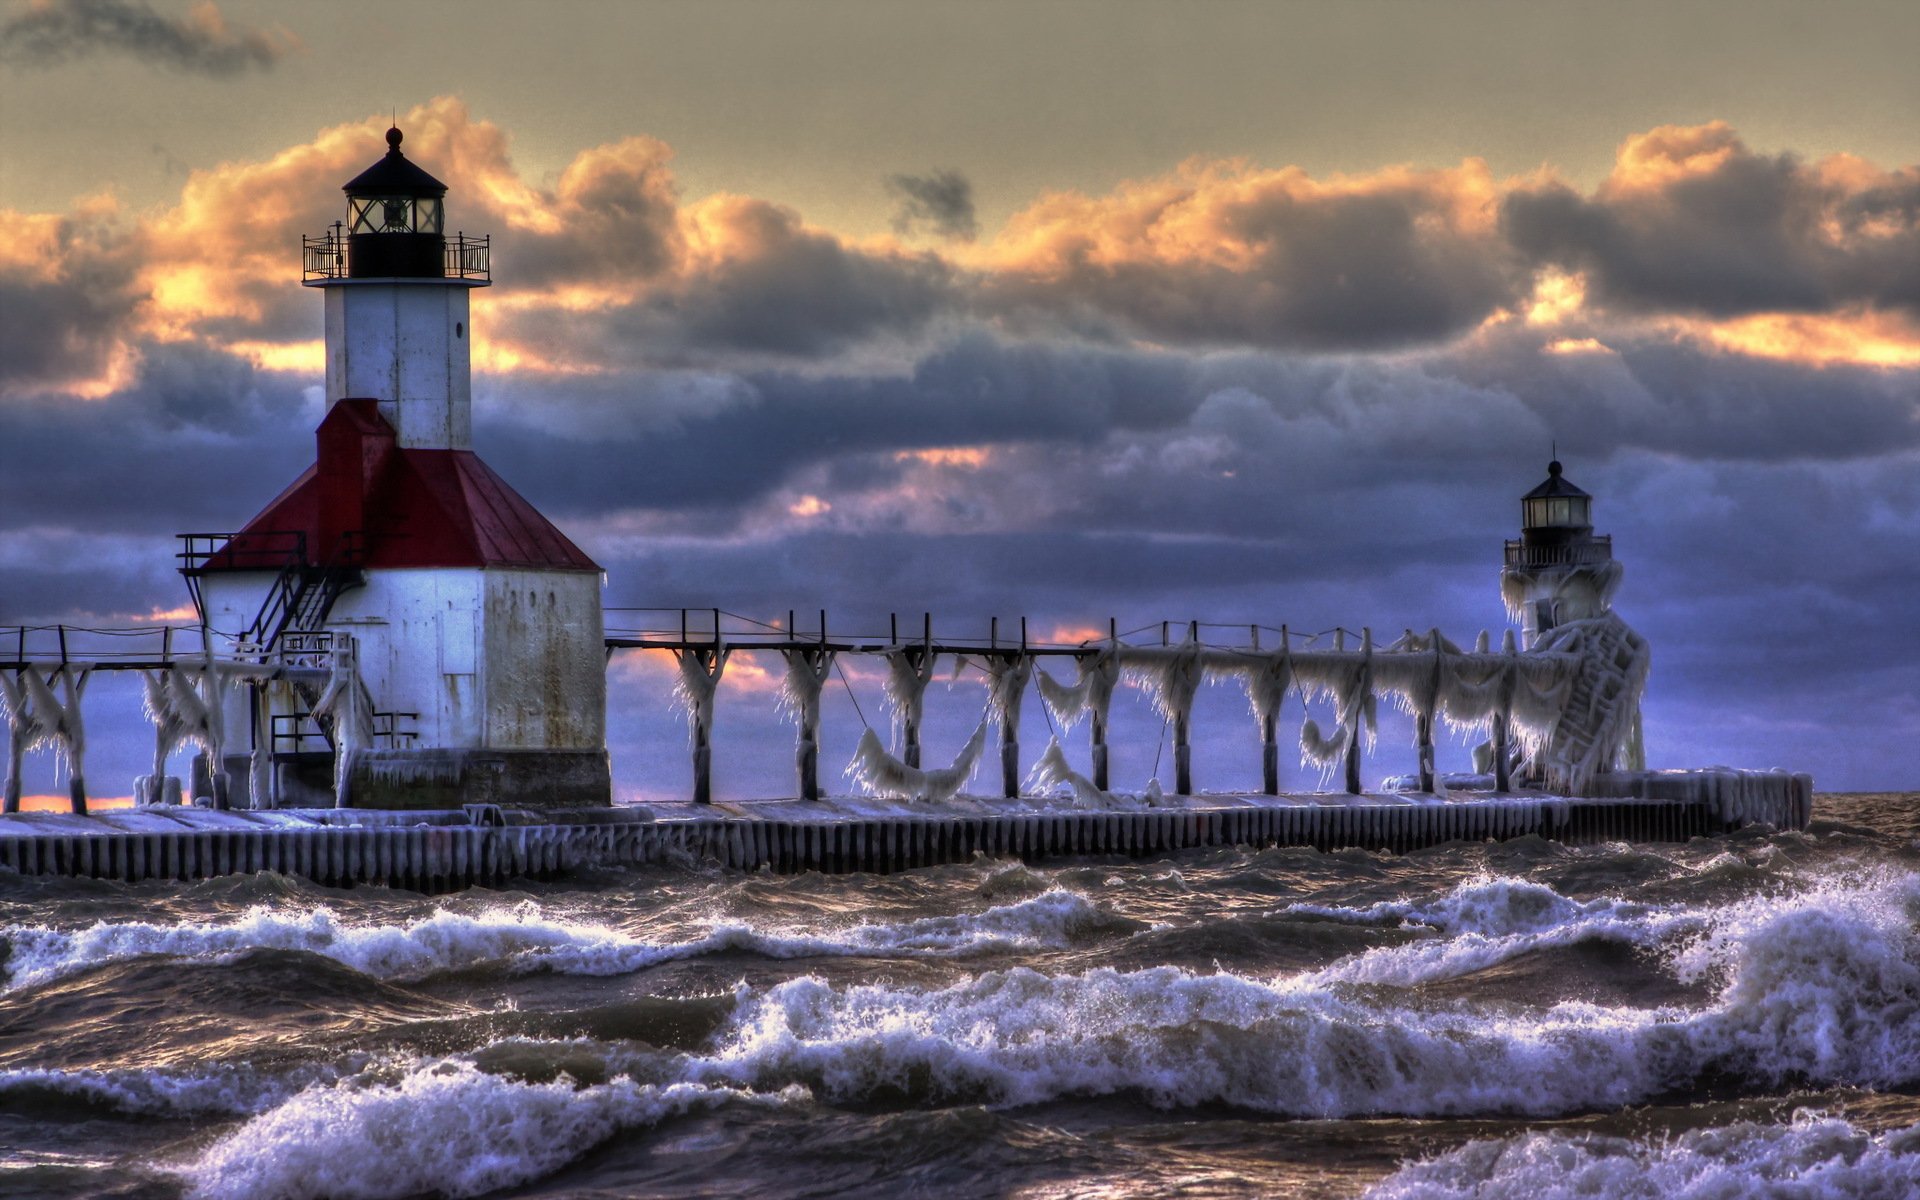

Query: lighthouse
left=1499, top=459, right=1622, bottom=647
left=1499, top=458, right=1648, bottom=783
left=183, top=128, right=611, bottom=810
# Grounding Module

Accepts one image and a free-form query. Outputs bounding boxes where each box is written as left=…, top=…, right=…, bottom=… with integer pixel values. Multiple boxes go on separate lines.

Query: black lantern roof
left=1522, top=460, right=1590, bottom=501
left=342, top=127, right=447, bottom=197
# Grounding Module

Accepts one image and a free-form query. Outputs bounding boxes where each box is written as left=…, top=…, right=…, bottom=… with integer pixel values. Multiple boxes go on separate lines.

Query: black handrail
left=1503, top=536, right=1613, bottom=568
left=301, top=231, right=490, bottom=282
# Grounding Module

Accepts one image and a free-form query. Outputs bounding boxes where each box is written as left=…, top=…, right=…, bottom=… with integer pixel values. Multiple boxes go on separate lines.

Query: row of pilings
left=609, top=610, right=1603, bottom=805
left=0, top=769, right=1813, bottom=889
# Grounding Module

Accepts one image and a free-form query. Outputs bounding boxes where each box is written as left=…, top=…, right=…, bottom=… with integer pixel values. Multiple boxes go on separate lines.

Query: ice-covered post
left=889, top=613, right=934, bottom=769
left=1256, top=625, right=1288, bottom=795
left=1173, top=621, right=1197, bottom=795
left=987, top=618, right=1033, bottom=798
left=0, top=662, right=37, bottom=814
left=673, top=609, right=729, bottom=806
left=1092, top=618, right=1115, bottom=790
left=1417, top=627, right=1443, bottom=793
left=1493, top=631, right=1516, bottom=793
left=781, top=610, right=834, bottom=802
left=1344, top=628, right=1370, bottom=795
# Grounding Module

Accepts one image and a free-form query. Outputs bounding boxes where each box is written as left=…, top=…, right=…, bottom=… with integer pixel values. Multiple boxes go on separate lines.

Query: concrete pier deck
left=0, top=769, right=1812, bottom=892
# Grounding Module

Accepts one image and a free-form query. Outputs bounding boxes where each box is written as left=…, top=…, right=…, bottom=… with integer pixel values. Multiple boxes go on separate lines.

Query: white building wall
left=327, top=569, right=485, bottom=749
left=323, top=281, right=473, bottom=449
left=198, top=566, right=604, bottom=757
left=483, top=570, right=605, bottom=750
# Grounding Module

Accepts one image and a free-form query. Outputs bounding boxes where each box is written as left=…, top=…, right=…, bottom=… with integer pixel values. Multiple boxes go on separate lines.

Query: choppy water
left=1, top=792, right=1916, bottom=1199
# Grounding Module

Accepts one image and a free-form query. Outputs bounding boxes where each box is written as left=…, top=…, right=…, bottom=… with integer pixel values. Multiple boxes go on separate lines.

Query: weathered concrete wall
left=482, top=569, right=604, bottom=751
left=331, top=569, right=486, bottom=750
left=323, top=280, right=473, bottom=450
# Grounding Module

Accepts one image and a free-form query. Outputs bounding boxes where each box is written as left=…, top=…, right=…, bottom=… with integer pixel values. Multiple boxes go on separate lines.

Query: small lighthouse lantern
left=304, top=127, right=488, bottom=284
left=1501, top=457, right=1619, bottom=647
left=1520, top=460, right=1592, bottom=533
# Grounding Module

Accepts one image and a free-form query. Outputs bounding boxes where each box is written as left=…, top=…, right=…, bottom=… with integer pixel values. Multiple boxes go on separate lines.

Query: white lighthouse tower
left=186, top=127, right=611, bottom=810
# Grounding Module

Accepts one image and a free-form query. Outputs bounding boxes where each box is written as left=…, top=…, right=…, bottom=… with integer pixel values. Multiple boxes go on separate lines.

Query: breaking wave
left=1364, top=1113, right=1920, bottom=1199
left=0, top=1060, right=358, bottom=1118
left=175, top=1062, right=802, bottom=1200
left=0, top=889, right=1122, bottom=991
left=676, top=871, right=1920, bottom=1115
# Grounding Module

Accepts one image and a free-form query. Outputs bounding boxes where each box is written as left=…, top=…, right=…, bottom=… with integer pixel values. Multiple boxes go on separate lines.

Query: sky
left=1, top=0, right=1916, bottom=803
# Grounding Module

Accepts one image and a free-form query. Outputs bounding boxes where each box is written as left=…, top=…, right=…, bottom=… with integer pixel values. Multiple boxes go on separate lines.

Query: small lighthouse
left=1499, top=459, right=1622, bottom=647
left=184, top=128, right=611, bottom=810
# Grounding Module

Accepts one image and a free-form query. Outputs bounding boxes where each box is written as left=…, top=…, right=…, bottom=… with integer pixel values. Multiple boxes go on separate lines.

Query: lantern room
left=1521, top=461, right=1592, bottom=531
left=341, top=126, right=447, bottom=277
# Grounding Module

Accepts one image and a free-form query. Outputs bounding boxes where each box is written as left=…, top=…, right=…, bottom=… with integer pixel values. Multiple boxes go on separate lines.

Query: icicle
left=0, top=669, right=54, bottom=813
left=1238, top=647, right=1294, bottom=730
left=846, top=714, right=989, bottom=801
left=670, top=646, right=730, bottom=747
left=1120, top=641, right=1205, bottom=727
left=1035, top=646, right=1118, bottom=730
left=22, top=666, right=91, bottom=813
left=312, top=636, right=375, bottom=808
left=986, top=654, right=1033, bottom=732
left=1023, top=737, right=1106, bottom=808
left=883, top=650, right=936, bottom=749
left=779, top=646, right=834, bottom=798
left=777, top=647, right=834, bottom=735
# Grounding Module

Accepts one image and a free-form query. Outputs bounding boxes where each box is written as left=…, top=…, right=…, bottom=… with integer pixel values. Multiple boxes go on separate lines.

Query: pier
left=0, top=769, right=1812, bottom=891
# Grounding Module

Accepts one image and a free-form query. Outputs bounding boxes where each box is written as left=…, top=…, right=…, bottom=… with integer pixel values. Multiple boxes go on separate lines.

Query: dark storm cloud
left=1502, top=123, right=1920, bottom=317
left=887, top=170, right=979, bottom=242
left=0, top=0, right=297, bottom=77
left=0, top=209, right=142, bottom=394
left=0, top=340, right=312, bottom=537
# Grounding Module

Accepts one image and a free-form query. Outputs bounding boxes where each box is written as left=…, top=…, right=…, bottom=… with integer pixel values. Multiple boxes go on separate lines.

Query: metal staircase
left=177, top=530, right=366, bottom=658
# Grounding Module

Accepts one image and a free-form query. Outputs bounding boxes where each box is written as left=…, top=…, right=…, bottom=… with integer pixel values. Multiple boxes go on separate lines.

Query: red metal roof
left=201, top=404, right=599, bottom=573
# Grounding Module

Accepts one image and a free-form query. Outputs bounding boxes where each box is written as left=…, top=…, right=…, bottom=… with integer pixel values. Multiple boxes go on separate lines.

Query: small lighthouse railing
left=300, top=231, right=490, bottom=282
left=1503, top=536, right=1612, bottom=568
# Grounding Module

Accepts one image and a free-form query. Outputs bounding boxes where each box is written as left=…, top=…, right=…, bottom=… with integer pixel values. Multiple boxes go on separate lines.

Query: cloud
left=6, top=113, right=1920, bottom=789
left=887, top=170, right=979, bottom=242
left=0, top=0, right=299, bottom=76
left=978, top=157, right=1523, bottom=351
left=1502, top=122, right=1920, bottom=320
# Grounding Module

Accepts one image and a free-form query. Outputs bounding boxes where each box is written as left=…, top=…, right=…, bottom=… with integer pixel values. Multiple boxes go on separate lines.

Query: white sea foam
left=675, top=871, right=1920, bottom=1116
left=0, top=889, right=1112, bottom=991
left=1364, top=1113, right=1920, bottom=1199
left=176, top=1061, right=799, bottom=1200
left=1285, top=875, right=1697, bottom=987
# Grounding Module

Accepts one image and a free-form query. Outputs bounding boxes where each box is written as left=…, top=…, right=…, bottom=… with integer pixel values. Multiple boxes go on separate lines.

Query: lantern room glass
left=348, top=195, right=444, bottom=235
left=1524, top=495, right=1591, bottom=528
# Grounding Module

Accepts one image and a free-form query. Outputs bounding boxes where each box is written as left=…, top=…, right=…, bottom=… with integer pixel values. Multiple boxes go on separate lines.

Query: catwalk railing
left=605, top=609, right=1596, bottom=806
left=4, top=606, right=1617, bottom=817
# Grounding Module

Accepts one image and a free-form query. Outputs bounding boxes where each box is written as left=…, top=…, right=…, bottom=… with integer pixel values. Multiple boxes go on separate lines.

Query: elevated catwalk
left=0, top=769, right=1811, bottom=893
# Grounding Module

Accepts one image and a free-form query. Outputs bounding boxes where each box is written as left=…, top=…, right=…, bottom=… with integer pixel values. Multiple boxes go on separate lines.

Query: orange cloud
left=895, top=446, right=991, bottom=469
left=1683, top=309, right=1920, bottom=368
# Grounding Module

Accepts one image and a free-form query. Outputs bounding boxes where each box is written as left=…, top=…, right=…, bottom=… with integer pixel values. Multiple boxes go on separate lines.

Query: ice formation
left=1034, top=645, right=1119, bottom=731
left=1294, top=629, right=1378, bottom=773
left=311, top=638, right=375, bottom=808
left=1522, top=612, right=1651, bottom=792
left=134, top=662, right=239, bottom=806
left=778, top=647, right=835, bottom=778
left=4, top=666, right=94, bottom=810
left=983, top=654, right=1033, bottom=733
left=1024, top=737, right=1108, bottom=808
left=882, top=649, right=937, bottom=749
left=1120, top=642, right=1206, bottom=731
left=669, top=646, right=730, bottom=747
left=847, top=716, right=989, bottom=801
